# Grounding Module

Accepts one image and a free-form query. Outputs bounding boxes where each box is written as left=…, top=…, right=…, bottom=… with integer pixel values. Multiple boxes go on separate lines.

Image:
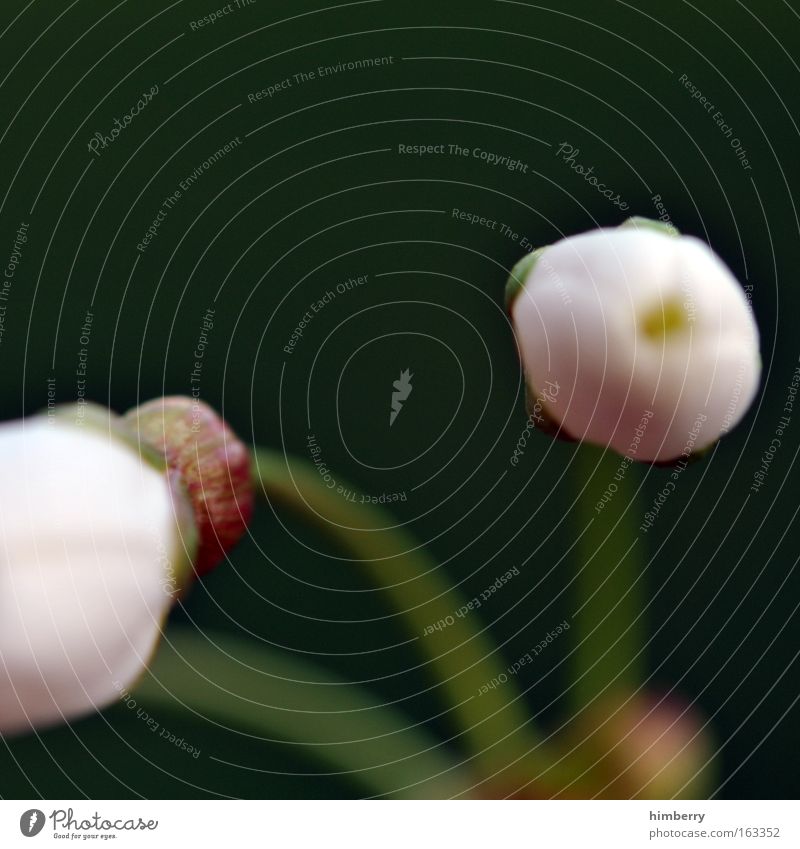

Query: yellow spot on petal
left=639, top=297, right=689, bottom=342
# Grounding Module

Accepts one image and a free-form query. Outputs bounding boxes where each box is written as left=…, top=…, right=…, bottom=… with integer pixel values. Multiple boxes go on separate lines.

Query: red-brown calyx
left=124, top=396, right=254, bottom=576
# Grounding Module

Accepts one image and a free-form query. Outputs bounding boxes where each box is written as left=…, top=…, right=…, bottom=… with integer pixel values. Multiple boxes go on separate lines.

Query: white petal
left=0, top=417, right=178, bottom=734
left=512, top=229, right=760, bottom=462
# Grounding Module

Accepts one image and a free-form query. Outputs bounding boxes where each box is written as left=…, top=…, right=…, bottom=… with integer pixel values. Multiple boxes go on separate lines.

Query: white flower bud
left=509, top=222, right=761, bottom=462
left=0, top=410, right=195, bottom=735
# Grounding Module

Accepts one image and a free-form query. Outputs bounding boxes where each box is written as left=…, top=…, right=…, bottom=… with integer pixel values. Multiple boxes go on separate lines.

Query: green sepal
left=49, top=402, right=166, bottom=472
left=505, top=247, right=545, bottom=311
left=620, top=216, right=680, bottom=237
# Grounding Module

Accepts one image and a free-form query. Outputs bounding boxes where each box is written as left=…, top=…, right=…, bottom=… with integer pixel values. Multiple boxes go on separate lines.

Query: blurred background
left=0, top=0, right=798, bottom=798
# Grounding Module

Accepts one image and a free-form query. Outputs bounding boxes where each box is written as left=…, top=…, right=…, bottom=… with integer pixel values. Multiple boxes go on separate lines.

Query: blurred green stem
left=136, top=629, right=473, bottom=799
left=251, top=448, right=546, bottom=775
left=572, top=444, right=647, bottom=710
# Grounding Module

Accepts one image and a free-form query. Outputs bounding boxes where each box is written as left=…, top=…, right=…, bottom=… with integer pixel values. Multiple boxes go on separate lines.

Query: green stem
left=571, top=444, right=647, bottom=710
left=136, top=629, right=473, bottom=799
left=252, top=448, right=544, bottom=775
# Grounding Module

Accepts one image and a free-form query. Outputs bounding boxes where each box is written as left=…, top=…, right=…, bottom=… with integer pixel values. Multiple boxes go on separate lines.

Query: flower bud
left=0, top=407, right=196, bottom=734
left=0, top=398, right=253, bottom=735
left=123, top=397, right=254, bottom=575
left=508, top=221, right=761, bottom=462
left=568, top=691, right=716, bottom=799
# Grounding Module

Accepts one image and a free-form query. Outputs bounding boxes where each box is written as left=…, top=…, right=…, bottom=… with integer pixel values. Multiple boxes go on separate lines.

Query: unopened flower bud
left=0, top=398, right=253, bottom=735
left=124, top=396, right=254, bottom=575
left=0, top=406, right=196, bottom=734
left=569, top=691, right=716, bottom=799
left=508, top=221, right=761, bottom=462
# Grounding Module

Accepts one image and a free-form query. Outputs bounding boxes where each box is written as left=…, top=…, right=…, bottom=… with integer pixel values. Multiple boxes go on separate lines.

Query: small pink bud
left=124, top=397, right=254, bottom=576
left=570, top=690, right=716, bottom=799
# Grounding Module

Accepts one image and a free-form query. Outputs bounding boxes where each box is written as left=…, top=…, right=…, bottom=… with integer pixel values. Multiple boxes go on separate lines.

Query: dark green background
left=0, top=0, right=798, bottom=798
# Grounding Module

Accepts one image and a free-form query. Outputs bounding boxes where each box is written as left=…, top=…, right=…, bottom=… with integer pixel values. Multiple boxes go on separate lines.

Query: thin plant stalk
left=252, top=448, right=547, bottom=775
left=136, top=629, right=474, bottom=799
left=571, top=443, right=647, bottom=711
